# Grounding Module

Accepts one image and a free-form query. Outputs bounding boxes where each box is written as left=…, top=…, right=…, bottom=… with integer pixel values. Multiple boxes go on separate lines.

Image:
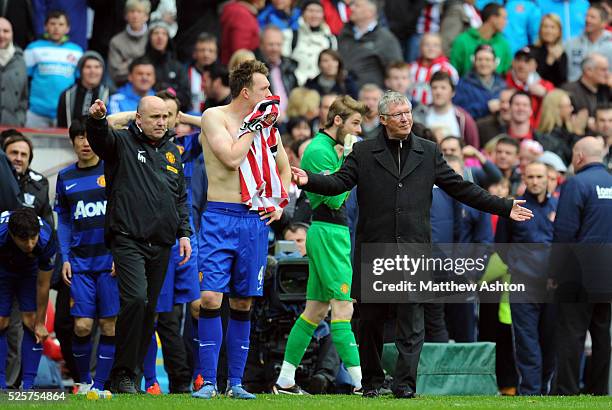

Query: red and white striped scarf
left=238, top=96, right=289, bottom=212
left=409, top=56, right=459, bottom=105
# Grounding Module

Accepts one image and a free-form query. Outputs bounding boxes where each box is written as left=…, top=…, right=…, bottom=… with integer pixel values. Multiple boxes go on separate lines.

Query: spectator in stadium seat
left=304, top=49, right=357, bottom=99
left=439, top=136, right=503, bottom=187
left=228, top=49, right=256, bottom=71
left=450, top=3, right=512, bottom=77
left=310, top=92, right=339, bottom=132
left=220, top=0, right=263, bottom=65
left=188, top=33, right=218, bottom=113
left=505, top=91, right=537, bottom=141
left=286, top=87, right=320, bottom=126
left=506, top=47, right=555, bottom=128
left=440, top=0, right=482, bottom=57
left=596, top=105, right=612, bottom=172
left=536, top=89, right=586, bottom=165
left=32, top=0, right=88, bottom=50
left=477, top=88, right=515, bottom=146
left=108, top=57, right=155, bottom=114
left=202, top=63, right=231, bottom=109
left=321, top=0, right=351, bottom=36
left=538, top=0, right=589, bottom=42
left=2, top=132, right=53, bottom=226
left=88, top=0, right=139, bottom=61
left=286, top=0, right=337, bottom=86
left=57, top=51, right=109, bottom=128
left=258, top=25, right=298, bottom=118
left=0, top=18, right=28, bottom=127
left=413, top=71, right=480, bottom=148
left=384, top=62, right=411, bottom=99
left=337, top=0, right=402, bottom=89
left=286, top=116, right=313, bottom=143
left=358, top=83, right=383, bottom=141
left=0, top=0, right=35, bottom=50
left=565, top=4, right=612, bottom=82
left=384, top=0, right=426, bottom=62
left=409, top=33, right=459, bottom=107
left=529, top=14, right=568, bottom=88
left=494, top=136, right=521, bottom=196
left=502, top=0, right=541, bottom=54
left=495, top=160, right=557, bottom=396
left=258, top=0, right=300, bottom=32
left=562, top=53, right=611, bottom=121
left=108, top=0, right=150, bottom=87
left=144, top=20, right=191, bottom=110
left=25, top=10, right=82, bottom=128
left=453, top=44, right=506, bottom=121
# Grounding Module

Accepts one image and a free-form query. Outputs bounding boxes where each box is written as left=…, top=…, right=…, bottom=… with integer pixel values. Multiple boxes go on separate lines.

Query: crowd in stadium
left=0, top=0, right=611, bottom=401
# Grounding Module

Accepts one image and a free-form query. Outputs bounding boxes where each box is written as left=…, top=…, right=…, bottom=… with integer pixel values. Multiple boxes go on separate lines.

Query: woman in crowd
left=530, top=14, right=568, bottom=87
left=409, top=33, right=459, bottom=106
left=286, top=87, right=320, bottom=127
left=537, top=89, right=587, bottom=165
left=304, top=49, right=357, bottom=98
left=286, top=116, right=313, bottom=142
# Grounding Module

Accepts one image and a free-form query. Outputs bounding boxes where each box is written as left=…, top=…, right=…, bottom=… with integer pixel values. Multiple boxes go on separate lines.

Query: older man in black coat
left=291, top=91, right=533, bottom=398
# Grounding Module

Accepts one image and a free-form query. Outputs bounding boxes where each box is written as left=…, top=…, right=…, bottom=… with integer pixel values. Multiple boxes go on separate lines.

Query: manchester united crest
left=97, top=175, right=106, bottom=187
left=166, top=151, right=176, bottom=164
left=340, top=283, right=349, bottom=294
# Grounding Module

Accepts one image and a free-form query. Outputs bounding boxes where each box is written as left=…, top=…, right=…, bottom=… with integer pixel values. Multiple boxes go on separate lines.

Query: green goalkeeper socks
left=331, top=320, right=360, bottom=367
left=283, top=315, right=317, bottom=367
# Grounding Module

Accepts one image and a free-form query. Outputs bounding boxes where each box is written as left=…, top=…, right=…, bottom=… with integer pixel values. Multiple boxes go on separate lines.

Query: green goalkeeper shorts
left=305, top=221, right=353, bottom=302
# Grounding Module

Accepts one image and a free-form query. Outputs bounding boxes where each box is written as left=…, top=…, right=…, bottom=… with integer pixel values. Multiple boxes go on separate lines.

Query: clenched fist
left=89, top=99, right=107, bottom=120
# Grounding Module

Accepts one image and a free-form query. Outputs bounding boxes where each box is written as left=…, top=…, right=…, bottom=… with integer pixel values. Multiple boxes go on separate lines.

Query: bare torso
left=201, top=105, right=244, bottom=203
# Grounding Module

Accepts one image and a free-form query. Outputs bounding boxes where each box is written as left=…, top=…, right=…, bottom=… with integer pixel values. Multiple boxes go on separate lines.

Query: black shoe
left=378, top=386, right=393, bottom=396
left=272, top=384, right=309, bottom=395
left=110, top=373, right=137, bottom=394
left=308, top=374, right=329, bottom=395
left=393, top=389, right=416, bottom=399
left=362, top=388, right=379, bottom=398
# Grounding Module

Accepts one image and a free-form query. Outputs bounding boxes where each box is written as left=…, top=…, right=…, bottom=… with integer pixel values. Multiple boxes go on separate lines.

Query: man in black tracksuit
left=87, top=96, right=192, bottom=393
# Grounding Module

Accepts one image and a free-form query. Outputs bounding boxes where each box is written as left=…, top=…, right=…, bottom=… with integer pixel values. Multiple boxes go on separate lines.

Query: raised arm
left=200, top=108, right=255, bottom=170
left=87, top=99, right=118, bottom=160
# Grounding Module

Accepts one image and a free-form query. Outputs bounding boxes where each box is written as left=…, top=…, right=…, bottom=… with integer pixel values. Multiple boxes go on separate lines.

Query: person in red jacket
left=220, top=0, right=266, bottom=65
left=321, top=0, right=351, bottom=36
left=506, top=47, right=555, bottom=128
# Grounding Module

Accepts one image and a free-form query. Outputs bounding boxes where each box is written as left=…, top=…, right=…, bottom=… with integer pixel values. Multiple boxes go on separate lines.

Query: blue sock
left=192, top=317, right=201, bottom=380
left=198, top=307, right=222, bottom=386
left=21, top=326, right=42, bottom=389
left=143, top=332, right=158, bottom=388
left=226, top=309, right=251, bottom=387
left=93, top=335, right=115, bottom=390
left=0, top=329, right=7, bottom=389
left=72, top=332, right=92, bottom=384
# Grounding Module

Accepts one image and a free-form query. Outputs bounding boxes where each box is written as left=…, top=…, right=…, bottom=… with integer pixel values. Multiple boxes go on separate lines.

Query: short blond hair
left=125, top=0, right=151, bottom=14
left=286, top=88, right=321, bottom=119
left=228, top=49, right=256, bottom=72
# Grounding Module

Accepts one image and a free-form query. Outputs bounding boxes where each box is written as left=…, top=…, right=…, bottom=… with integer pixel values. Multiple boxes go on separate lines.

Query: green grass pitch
left=6, top=394, right=612, bottom=409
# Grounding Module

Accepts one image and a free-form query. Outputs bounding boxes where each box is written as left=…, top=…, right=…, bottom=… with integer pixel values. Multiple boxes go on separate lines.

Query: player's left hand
left=509, top=200, right=534, bottom=222
left=34, top=322, right=49, bottom=344
left=178, top=237, right=192, bottom=266
left=259, top=208, right=283, bottom=226
left=110, top=262, right=116, bottom=277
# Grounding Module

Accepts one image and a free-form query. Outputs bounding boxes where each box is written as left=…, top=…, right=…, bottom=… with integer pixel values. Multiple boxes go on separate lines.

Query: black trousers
left=54, top=281, right=79, bottom=382
left=424, top=303, right=448, bottom=342
left=553, top=302, right=611, bottom=395
left=157, top=305, right=191, bottom=390
left=358, top=303, right=424, bottom=393
left=110, top=235, right=171, bottom=377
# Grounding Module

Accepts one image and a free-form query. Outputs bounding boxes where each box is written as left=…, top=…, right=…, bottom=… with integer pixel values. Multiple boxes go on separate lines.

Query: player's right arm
left=86, top=99, right=119, bottom=160
left=200, top=108, right=255, bottom=170
left=53, top=174, right=73, bottom=285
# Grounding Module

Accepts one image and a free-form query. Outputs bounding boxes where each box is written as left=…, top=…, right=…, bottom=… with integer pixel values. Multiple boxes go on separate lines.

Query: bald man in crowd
left=87, top=96, right=192, bottom=394
left=549, top=137, right=612, bottom=396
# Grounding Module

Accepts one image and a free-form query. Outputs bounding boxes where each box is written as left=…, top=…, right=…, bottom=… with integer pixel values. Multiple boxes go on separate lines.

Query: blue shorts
left=70, top=271, right=119, bottom=318
left=157, top=234, right=200, bottom=313
left=198, top=202, right=269, bottom=297
left=0, top=272, right=36, bottom=316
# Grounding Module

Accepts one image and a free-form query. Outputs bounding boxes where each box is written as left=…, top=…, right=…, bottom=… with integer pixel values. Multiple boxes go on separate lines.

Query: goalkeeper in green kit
left=273, top=96, right=367, bottom=395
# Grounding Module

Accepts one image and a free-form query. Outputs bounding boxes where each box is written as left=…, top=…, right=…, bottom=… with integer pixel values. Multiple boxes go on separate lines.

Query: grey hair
left=378, top=91, right=412, bottom=115
left=581, top=53, right=606, bottom=71
left=125, top=0, right=151, bottom=14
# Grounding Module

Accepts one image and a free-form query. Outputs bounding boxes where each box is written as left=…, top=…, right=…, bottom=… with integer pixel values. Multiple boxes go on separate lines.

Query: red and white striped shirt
left=409, top=56, right=459, bottom=106
left=416, top=0, right=444, bottom=34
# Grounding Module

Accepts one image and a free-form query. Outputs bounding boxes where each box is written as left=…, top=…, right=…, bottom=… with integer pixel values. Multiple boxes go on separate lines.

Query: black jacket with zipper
left=302, top=128, right=514, bottom=299
left=86, top=116, right=191, bottom=246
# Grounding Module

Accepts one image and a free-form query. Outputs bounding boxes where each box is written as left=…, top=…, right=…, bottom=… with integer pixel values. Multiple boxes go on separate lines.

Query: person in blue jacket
left=453, top=44, right=507, bottom=121
left=503, top=0, right=542, bottom=54
left=549, top=136, right=612, bottom=396
left=496, top=161, right=558, bottom=395
left=108, top=57, right=156, bottom=115
left=258, top=0, right=301, bottom=31
left=0, top=208, right=55, bottom=389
